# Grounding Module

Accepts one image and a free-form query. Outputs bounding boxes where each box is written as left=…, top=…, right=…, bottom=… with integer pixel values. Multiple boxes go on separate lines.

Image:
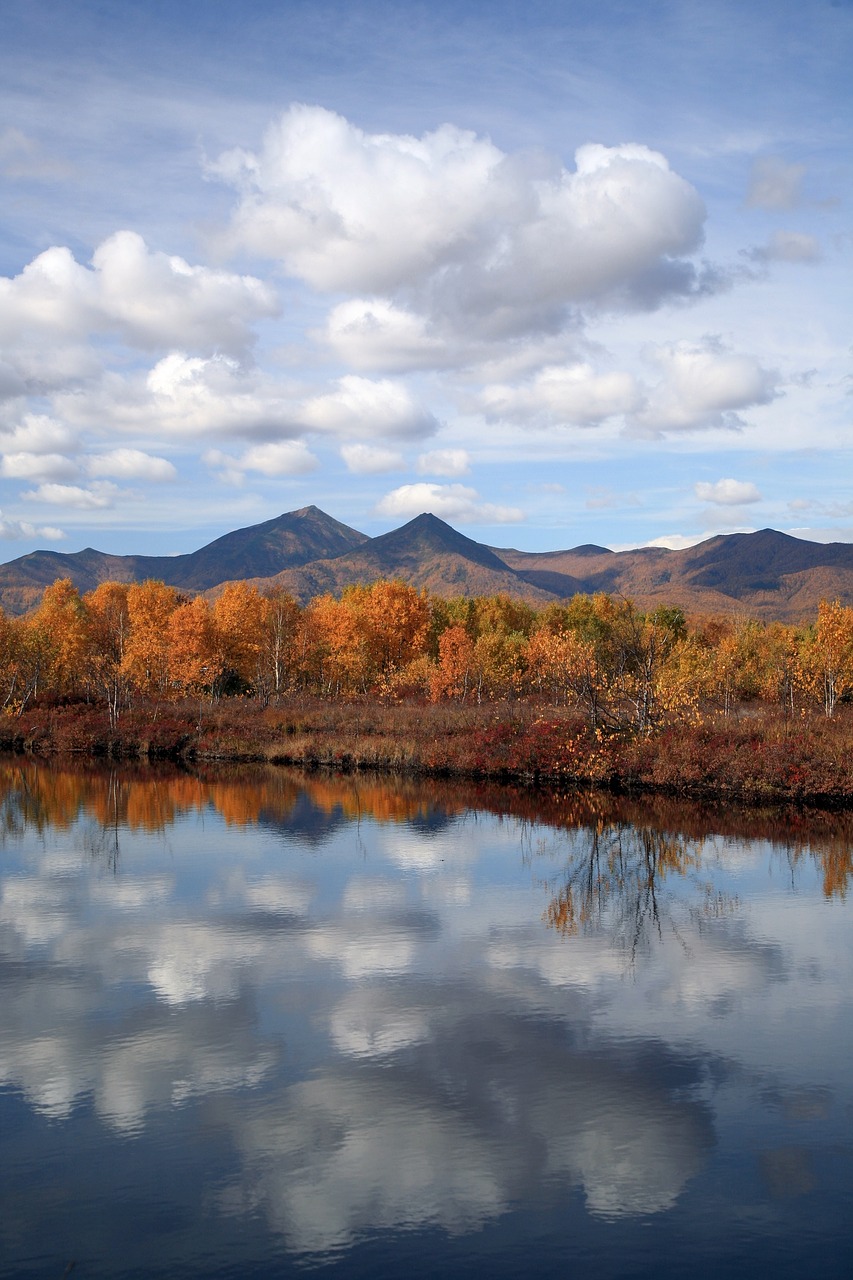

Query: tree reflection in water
left=539, top=821, right=736, bottom=962
left=0, top=757, right=852, bottom=916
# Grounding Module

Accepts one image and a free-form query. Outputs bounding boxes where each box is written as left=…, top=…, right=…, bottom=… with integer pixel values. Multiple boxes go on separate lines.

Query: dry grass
left=4, top=694, right=853, bottom=805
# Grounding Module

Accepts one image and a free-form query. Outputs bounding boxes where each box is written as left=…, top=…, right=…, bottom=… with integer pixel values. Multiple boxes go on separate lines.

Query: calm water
left=1, top=761, right=852, bottom=1278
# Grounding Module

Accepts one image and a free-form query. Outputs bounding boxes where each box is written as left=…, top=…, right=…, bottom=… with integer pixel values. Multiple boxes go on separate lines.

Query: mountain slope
left=249, top=513, right=556, bottom=604
left=0, top=506, right=368, bottom=612
left=493, top=529, right=853, bottom=618
left=3, top=509, right=853, bottom=620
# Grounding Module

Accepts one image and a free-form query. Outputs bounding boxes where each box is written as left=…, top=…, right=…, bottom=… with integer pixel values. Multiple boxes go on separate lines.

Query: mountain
left=252, top=512, right=555, bottom=604
left=0, top=506, right=367, bottom=613
left=2, top=508, right=853, bottom=621
left=494, top=528, right=853, bottom=619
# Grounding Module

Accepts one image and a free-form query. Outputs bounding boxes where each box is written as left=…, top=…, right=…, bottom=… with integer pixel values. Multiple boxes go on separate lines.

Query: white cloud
left=482, top=363, right=641, bottom=427
left=695, top=478, right=762, bottom=506
left=55, top=359, right=437, bottom=452
left=213, top=105, right=707, bottom=335
left=746, top=156, right=806, bottom=210
left=376, top=482, right=524, bottom=524
left=300, top=376, right=439, bottom=440
left=0, top=232, right=278, bottom=357
left=22, top=481, right=119, bottom=509
left=239, top=441, right=319, bottom=476
left=631, top=341, right=777, bottom=434
left=87, top=448, right=177, bottom=481
left=0, top=414, right=77, bottom=455
left=204, top=441, right=318, bottom=483
left=417, top=449, right=471, bottom=478
left=321, top=299, right=449, bottom=372
left=633, top=532, right=721, bottom=550
left=340, top=443, right=404, bottom=475
left=749, top=230, right=821, bottom=263
left=60, top=353, right=303, bottom=442
left=1, top=452, right=78, bottom=481
left=0, top=510, right=65, bottom=540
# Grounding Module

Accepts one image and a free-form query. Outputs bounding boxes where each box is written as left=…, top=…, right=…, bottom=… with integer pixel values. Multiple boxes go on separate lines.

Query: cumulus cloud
left=0, top=231, right=277, bottom=357
left=204, top=441, right=318, bottom=484
left=240, top=441, right=319, bottom=476
left=55, top=358, right=438, bottom=452
left=340, top=443, right=404, bottom=474
left=321, top=299, right=450, bottom=372
left=21, top=481, right=119, bottom=509
left=0, top=341, right=101, bottom=402
left=87, top=449, right=177, bottom=481
left=213, top=105, right=707, bottom=336
left=631, top=341, right=777, bottom=434
left=695, top=478, right=762, bottom=506
left=482, top=363, right=641, bottom=427
left=746, top=156, right=806, bottom=210
left=0, top=511, right=65, bottom=540
left=59, top=353, right=304, bottom=442
left=0, top=452, right=78, bottom=481
left=376, top=482, right=524, bottom=524
left=299, top=376, right=439, bottom=440
left=417, top=449, right=471, bottom=477
left=0, top=414, right=77, bottom=455
left=634, top=532, right=719, bottom=550
left=748, top=230, right=821, bottom=263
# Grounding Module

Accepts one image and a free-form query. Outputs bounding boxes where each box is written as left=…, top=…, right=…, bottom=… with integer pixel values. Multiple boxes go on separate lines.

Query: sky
left=0, top=0, right=850, bottom=559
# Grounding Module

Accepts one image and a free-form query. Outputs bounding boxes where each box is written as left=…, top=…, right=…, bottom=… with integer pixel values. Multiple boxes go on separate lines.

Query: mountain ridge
left=1, top=509, right=852, bottom=621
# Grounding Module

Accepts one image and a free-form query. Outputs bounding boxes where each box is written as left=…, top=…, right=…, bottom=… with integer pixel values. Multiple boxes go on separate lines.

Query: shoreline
left=3, top=697, right=853, bottom=809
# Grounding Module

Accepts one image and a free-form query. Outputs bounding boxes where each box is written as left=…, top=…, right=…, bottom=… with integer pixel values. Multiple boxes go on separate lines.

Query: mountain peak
left=1, top=513, right=852, bottom=621
left=371, top=512, right=511, bottom=571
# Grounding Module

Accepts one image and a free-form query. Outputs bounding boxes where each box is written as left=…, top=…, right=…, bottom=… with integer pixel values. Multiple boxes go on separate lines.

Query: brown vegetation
left=4, top=575, right=853, bottom=803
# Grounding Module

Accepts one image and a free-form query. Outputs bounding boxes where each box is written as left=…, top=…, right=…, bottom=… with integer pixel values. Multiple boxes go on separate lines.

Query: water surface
left=1, top=761, right=852, bottom=1277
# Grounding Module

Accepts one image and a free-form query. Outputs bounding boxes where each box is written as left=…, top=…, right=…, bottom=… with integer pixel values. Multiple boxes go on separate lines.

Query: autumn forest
left=4, top=575, right=853, bottom=802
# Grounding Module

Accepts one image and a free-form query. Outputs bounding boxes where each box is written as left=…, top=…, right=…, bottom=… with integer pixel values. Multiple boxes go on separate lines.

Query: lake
left=1, top=760, right=852, bottom=1278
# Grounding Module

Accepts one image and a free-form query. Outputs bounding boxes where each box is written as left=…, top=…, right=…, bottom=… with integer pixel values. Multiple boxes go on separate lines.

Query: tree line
left=2, top=576, right=853, bottom=730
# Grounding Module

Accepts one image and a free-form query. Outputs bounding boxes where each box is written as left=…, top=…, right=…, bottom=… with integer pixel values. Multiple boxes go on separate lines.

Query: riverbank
left=3, top=697, right=853, bottom=805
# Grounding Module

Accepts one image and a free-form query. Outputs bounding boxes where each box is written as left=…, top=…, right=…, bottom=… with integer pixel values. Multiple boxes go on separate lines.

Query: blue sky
left=0, top=0, right=850, bottom=557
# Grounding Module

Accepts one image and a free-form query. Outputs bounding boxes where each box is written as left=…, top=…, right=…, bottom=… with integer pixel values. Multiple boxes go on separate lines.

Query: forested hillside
left=3, top=575, right=853, bottom=724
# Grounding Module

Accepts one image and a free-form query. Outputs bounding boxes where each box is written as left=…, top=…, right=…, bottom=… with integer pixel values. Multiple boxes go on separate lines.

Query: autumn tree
left=121, top=580, right=181, bottom=699
left=801, top=599, right=853, bottom=717
left=0, top=609, right=42, bottom=715
left=168, top=595, right=218, bottom=696
left=526, top=625, right=603, bottom=721
left=429, top=622, right=474, bottom=702
left=84, top=581, right=131, bottom=726
left=361, top=581, right=430, bottom=678
left=212, top=582, right=268, bottom=694
left=28, top=578, right=90, bottom=698
left=259, top=587, right=301, bottom=699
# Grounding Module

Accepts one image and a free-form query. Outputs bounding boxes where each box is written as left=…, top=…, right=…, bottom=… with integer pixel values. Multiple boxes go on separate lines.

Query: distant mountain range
left=1, top=504, right=852, bottom=621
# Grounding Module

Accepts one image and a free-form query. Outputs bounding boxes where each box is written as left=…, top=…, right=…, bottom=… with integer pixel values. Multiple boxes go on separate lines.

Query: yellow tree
left=168, top=595, right=218, bottom=696
left=0, top=609, right=42, bottom=714
left=301, top=593, right=368, bottom=695
left=121, top=581, right=181, bottom=699
left=755, top=620, right=803, bottom=717
left=471, top=629, right=528, bottom=701
left=361, top=581, right=430, bottom=679
left=212, top=582, right=267, bottom=693
left=83, top=581, right=131, bottom=726
left=259, top=587, right=301, bottom=698
left=526, top=626, right=603, bottom=722
left=429, top=623, right=475, bottom=702
left=802, top=599, right=853, bottom=717
left=610, top=603, right=687, bottom=732
left=28, top=578, right=90, bottom=698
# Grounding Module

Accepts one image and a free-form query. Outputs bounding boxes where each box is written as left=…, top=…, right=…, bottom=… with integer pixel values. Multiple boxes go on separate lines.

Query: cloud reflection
left=1, top=762, right=852, bottom=1255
